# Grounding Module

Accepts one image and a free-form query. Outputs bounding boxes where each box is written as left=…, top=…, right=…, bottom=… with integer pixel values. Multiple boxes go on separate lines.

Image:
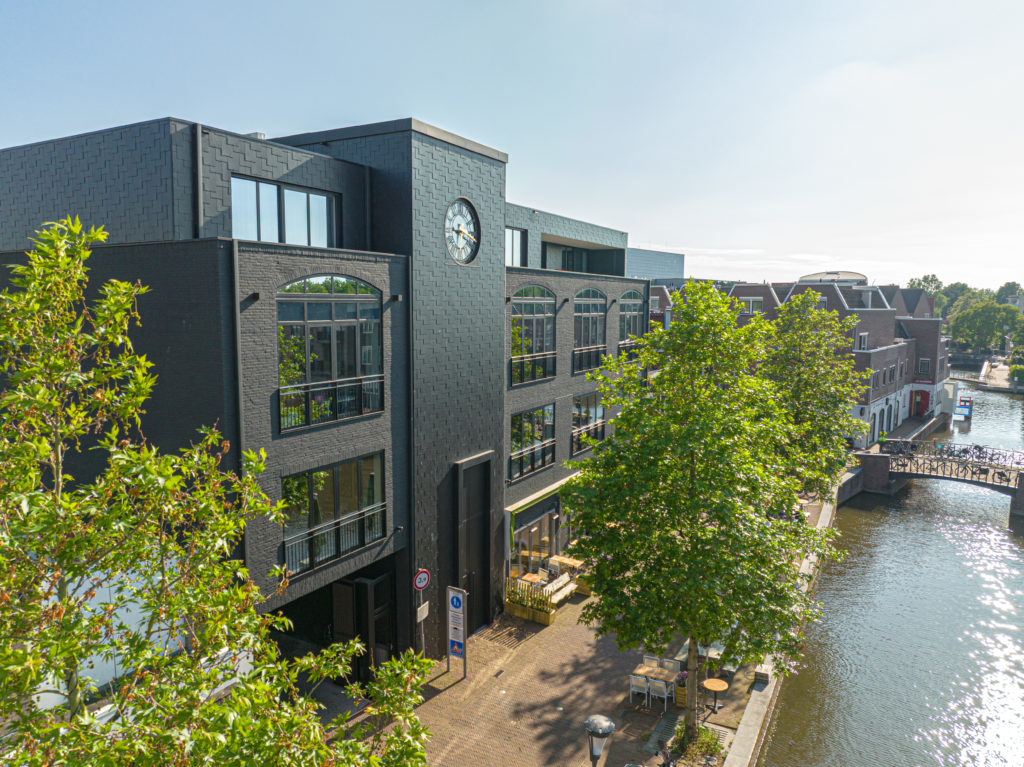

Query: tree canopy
left=563, top=281, right=851, bottom=738
left=907, top=274, right=943, bottom=295
left=0, top=219, right=430, bottom=766
left=996, top=281, right=1022, bottom=304
left=949, top=300, right=1020, bottom=352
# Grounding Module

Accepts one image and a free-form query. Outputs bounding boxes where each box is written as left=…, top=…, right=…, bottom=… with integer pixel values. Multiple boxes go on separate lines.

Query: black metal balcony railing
left=618, top=340, right=639, bottom=360
left=571, top=420, right=606, bottom=455
left=283, top=502, right=387, bottom=575
left=573, top=345, right=606, bottom=374
left=508, top=439, right=556, bottom=481
left=279, top=374, right=384, bottom=430
left=510, top=351, right=556, bottom=385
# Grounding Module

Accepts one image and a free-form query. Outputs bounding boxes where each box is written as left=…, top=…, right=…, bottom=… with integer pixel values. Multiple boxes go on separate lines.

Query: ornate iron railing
left=279, top=374, right=384, bottom=430
left=283, top=502, right=386, bottom=574
left=510, top=351, right=556, bottom=385
left=881, top=440, right=1024, bottom=488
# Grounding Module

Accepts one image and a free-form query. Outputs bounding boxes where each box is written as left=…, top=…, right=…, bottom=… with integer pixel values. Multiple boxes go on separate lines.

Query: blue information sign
left=449, top=639, right=464, bottom=658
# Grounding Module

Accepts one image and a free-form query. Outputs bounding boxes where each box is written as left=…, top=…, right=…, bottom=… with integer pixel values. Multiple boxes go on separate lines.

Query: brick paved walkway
left=417, top=595, right=672, bottom=767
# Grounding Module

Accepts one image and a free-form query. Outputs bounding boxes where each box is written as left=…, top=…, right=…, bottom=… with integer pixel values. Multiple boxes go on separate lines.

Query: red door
left=914, top=391, right=930, bottom=417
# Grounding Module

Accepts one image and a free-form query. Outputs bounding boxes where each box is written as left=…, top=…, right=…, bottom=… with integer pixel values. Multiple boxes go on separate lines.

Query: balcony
left=618, top=339, right=639, bottom=360
left=573, top=345, right=606, bottom=374
left=283, top=502, right=387, bottom=574
left=508, top=439, right=556, bottom=482
left=511, top=351, right=557, bottom=386
left=279, top=374, right=384, bottom=431
left=571, top=420, right=606, bottom=455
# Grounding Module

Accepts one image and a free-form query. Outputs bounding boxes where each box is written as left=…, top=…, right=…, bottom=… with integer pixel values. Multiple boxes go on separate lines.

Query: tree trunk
left=685, top=635, right=699, bottom=739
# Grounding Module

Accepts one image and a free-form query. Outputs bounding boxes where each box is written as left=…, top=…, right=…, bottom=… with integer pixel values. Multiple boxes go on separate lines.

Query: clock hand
left=457, top=226, right=477, bottom=244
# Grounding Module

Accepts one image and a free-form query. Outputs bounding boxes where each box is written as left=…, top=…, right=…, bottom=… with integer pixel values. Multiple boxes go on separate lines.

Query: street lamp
left=584, top=714, right=615, bottom=766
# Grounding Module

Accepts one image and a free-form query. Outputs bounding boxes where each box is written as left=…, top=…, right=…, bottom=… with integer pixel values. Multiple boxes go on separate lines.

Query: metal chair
left=629, top=674, right=650, bottom=707
left=649, top=679, right=674, bottom=711
left=642, top=654, right=659, bottom=667
left=537, top=568, right=549, bottom=582
left=660, top=658, right=681, bottom=674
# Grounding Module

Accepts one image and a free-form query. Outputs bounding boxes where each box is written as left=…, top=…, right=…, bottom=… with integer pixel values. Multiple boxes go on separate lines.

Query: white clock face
left=444, top=198, right=480, bottom=264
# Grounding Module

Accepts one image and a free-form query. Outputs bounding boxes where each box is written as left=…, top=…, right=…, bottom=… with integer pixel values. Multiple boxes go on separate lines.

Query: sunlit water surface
left=759, top=380, right=1024, bottom=767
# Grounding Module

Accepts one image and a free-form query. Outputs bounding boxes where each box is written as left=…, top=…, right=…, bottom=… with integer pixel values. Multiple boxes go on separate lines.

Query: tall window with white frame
left=505, top=228, right=527, bottom=267
left=277, top=275, right=383, bottom=431
left=571, top=393, right=605, bottom=455
left=618, top=290, right=644, bottom=357
left=231, top=177, right=335, bottom=247
left=282, top=453, right=385, bottom=574
left=573, top=288, right=606, bottom=373
left=510, top=286, right=556, bottom=384
left=509, top=404, right=555, bottom=480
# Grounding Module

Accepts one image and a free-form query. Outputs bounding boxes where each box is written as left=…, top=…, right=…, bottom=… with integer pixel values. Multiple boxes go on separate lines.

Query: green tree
left=0, top=219, right=430, bottom=766
left=949, top=300, right=1020, bottom=352
left=907, top=274, right=943, bottom=295
left=563, top=281, right=840, bottom=739
left=763, top=290, right=868, bottom=498
left=996, top=281, right=1022, bottom=304
left=947, top=289, right=997, bottom=323
left=940, top=281, right=972, bottom=318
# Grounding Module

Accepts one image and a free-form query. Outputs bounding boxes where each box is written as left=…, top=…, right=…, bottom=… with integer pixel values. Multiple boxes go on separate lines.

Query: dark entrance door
left=460, top=461, right=491, bottom=635
left=332, top=572, right=395, bottom=682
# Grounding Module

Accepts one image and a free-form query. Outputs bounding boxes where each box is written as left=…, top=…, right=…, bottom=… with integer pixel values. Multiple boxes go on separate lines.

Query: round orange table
left=702, top=677, right=728, bottom=712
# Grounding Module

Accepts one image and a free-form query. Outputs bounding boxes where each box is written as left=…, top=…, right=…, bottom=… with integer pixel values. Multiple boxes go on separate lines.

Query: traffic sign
left=413, top=568, right=431, bottom=591
left=449, top=639, right=464, bottom=658
left=447, top=586, right=467, bottom=659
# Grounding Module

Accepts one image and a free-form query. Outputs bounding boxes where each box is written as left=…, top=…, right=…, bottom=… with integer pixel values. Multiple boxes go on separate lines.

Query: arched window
left=869, top=412, right=877, bottom=444
left=277, top=275, right=383, bottom=430
left=510, top=286, right=556, bottom=384
left=619, top=290, right=644, bottom=356
left=573, top=288, right=606, bottom=373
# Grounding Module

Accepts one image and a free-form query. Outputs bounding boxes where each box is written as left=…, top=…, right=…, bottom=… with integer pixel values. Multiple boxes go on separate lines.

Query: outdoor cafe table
left=631, top=664, right=677, bottom=684
left=702, top=677, right=728, bottom=712
left=547, top=554, right=584, bottom=569
left=520, top=572, right=544, bottom=584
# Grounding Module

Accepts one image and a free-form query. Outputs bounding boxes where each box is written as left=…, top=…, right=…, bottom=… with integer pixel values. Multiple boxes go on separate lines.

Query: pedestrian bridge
left=859, top=440, right=1024, bottom=523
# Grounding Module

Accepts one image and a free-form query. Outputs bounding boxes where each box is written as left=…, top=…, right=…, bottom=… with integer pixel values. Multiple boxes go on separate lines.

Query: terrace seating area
left=505, top=553, right=586, bottom=625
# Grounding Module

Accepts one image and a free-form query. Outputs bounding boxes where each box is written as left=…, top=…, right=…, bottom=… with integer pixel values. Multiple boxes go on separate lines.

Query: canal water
left=759, top=380, right=1024, bottom=767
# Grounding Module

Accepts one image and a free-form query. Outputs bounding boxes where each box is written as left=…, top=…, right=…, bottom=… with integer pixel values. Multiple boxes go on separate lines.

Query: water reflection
left=760, top=380, right=1024, bottom=767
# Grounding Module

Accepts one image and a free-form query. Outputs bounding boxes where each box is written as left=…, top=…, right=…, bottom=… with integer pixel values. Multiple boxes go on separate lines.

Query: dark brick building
left=0, top=118, right=649, bottom=673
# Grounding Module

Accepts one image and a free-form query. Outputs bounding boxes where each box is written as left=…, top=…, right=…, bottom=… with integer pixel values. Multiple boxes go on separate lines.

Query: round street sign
left=414, top=568, right=431, bottom=591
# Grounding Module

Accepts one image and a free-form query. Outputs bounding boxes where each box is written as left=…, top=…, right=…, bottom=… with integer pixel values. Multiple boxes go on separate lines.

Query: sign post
left=446, top=585, right=467, bottom=678
left=413, top=569, right=430, bottom=654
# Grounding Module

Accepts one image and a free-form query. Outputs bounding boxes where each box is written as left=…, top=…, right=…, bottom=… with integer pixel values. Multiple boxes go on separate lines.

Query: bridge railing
left=880, top=439, right=1024, bottom=488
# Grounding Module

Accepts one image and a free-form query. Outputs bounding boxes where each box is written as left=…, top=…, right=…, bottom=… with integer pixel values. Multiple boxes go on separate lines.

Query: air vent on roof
left=245, top=132, right=266, bottom=140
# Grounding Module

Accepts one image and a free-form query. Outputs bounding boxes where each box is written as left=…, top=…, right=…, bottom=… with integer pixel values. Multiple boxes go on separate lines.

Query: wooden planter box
left=505, top=600, right=556, bottom=626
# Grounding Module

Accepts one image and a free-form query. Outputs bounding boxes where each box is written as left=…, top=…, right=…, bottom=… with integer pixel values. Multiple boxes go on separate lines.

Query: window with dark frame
left=510, top=286, right=556, bottom=384
left=277, top=275, right=383, bottom=431
left=509, top=404, right=555, bottom=480
left=571, top=393, right=605, bottom=454
left=618, top=290, right=644, bottom=357
left=505, top=228, right=527, bottom=267
left=231, top=176, right=336, bottom=247
left=573, top=288, right=607, bottom=373
left=281, top=453, right=385, bottom=574
left=919, top=358, right=931, bottom=376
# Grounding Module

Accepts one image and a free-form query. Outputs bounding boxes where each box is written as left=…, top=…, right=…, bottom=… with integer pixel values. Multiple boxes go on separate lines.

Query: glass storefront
left=508, top=496, right=573, bottom=579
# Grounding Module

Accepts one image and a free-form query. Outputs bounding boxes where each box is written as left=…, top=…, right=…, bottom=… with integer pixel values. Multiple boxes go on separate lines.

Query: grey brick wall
left=0, top=119, right=175, bottom=250
left=504, top=268, right=649, bottom=507
left=407, top=132, right=507, bottom=655
left=505, top=202, right=628, bottom=273
left=275, top=130, right=412, bottom=256
left=234, top=241, right=410, bottom=632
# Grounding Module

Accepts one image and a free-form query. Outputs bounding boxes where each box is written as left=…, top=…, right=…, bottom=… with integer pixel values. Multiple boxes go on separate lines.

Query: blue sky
left=2, top=0, right=1021, bottom=287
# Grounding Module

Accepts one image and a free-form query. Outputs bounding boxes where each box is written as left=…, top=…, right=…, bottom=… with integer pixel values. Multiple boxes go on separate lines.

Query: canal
left=759, top=380, right=1024, bottom=767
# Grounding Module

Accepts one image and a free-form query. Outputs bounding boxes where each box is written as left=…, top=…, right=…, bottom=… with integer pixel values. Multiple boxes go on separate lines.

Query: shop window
left=282, top=453, right=385, bottom=574
left=510, top=503, right=572, bottom=579
left=573, top=288, right=606, bottom=373
left=510, top=286, right=556, bottom=384
left=231, top=176, right=336, bottom=247
left=277, top=275, right=383, bottom=431
left=509, top=404, right=555, bottom=480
